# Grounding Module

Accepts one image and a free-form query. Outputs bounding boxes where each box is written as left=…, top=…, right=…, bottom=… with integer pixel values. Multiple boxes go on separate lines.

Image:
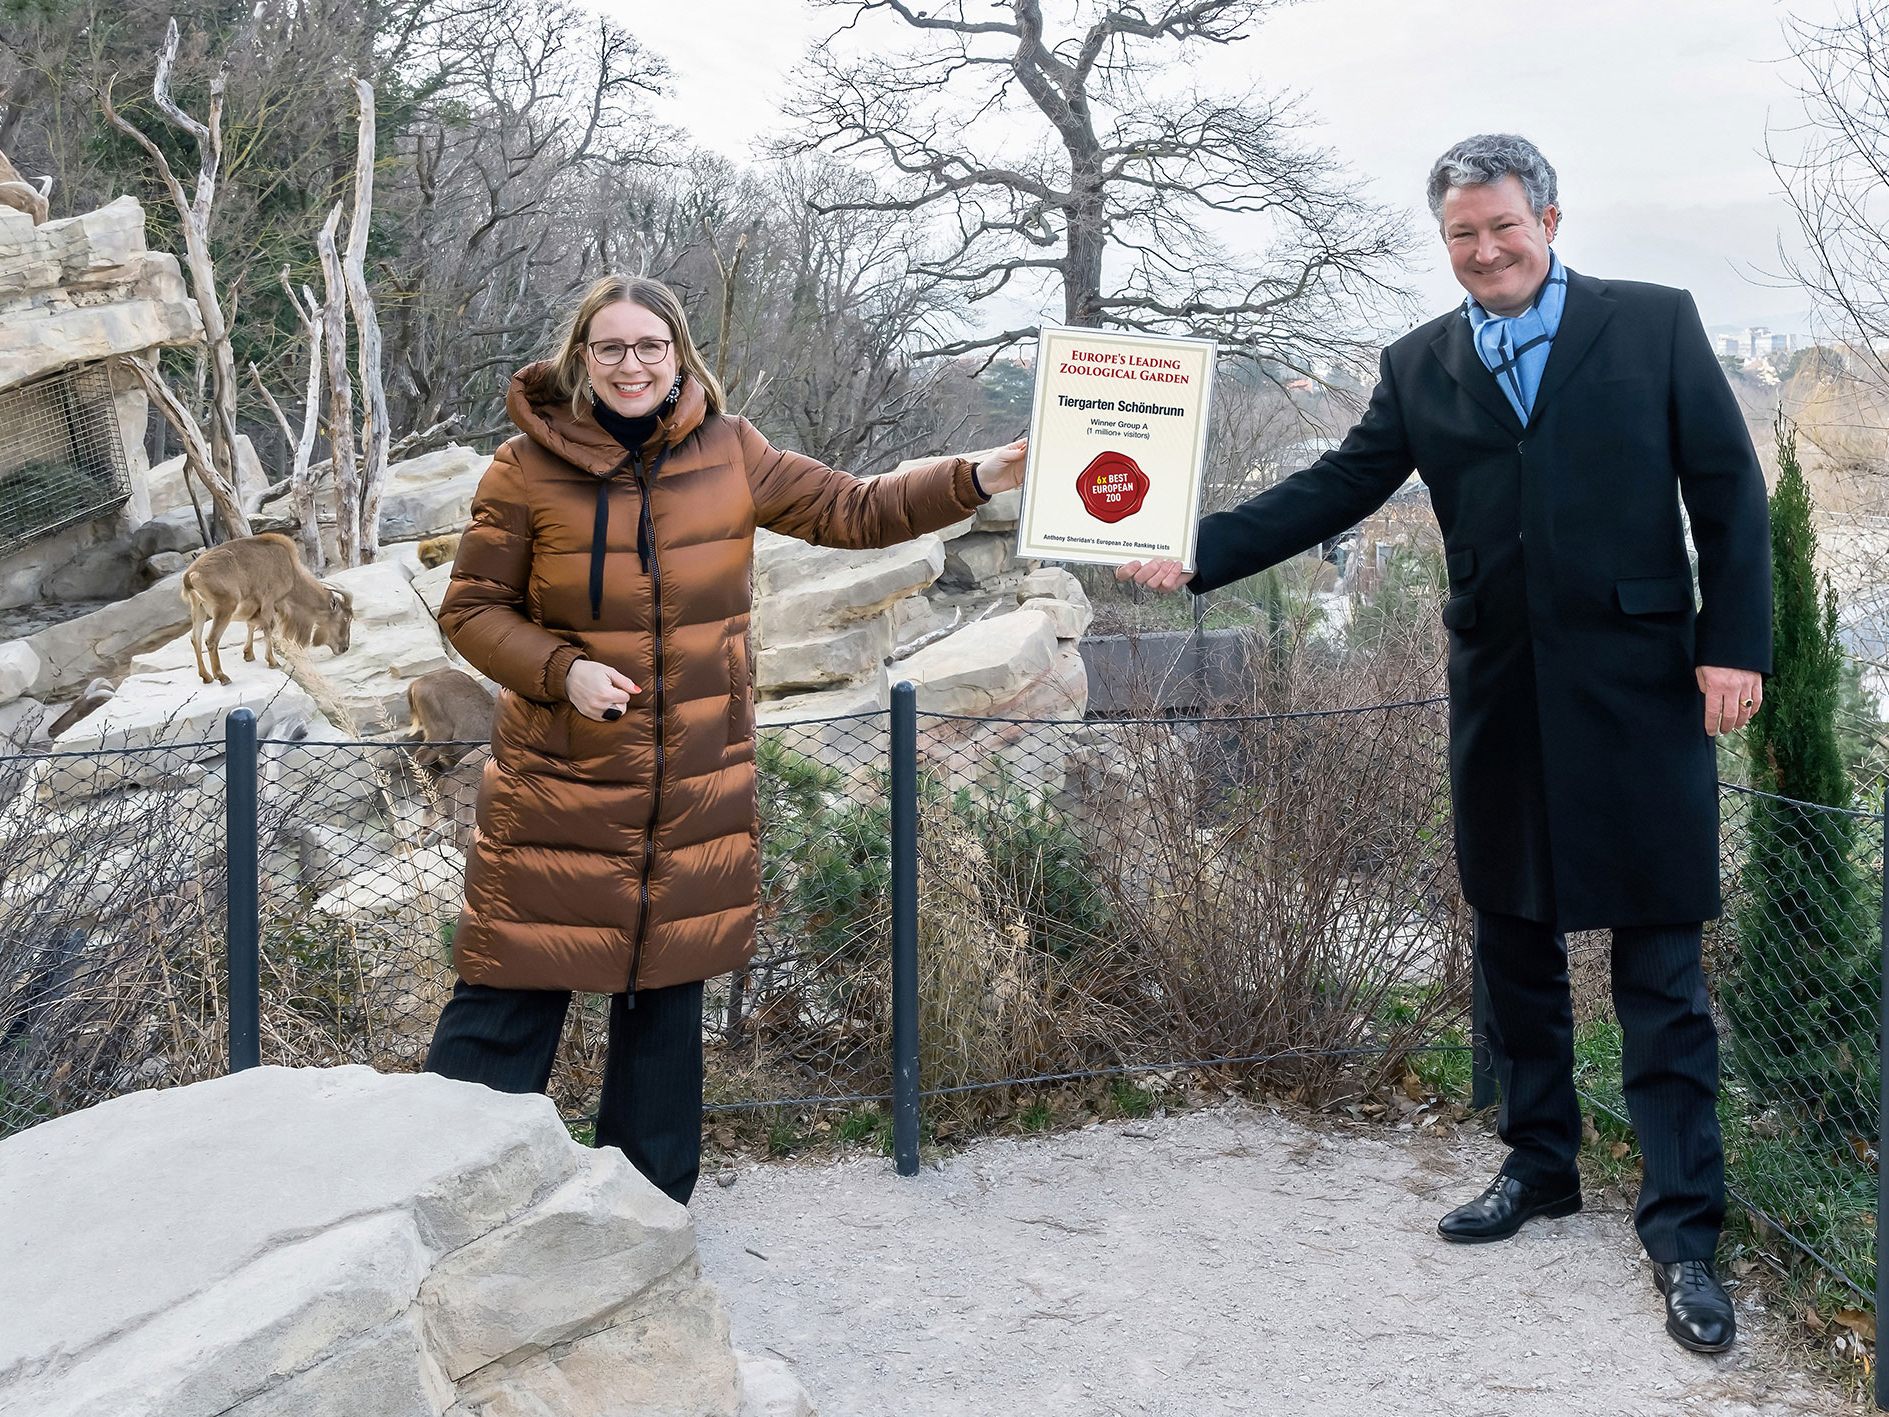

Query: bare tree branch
left=784, top=0, right=1411, bottom=366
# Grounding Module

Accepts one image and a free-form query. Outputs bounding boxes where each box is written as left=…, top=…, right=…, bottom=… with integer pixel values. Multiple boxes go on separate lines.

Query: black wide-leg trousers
left=1474, top=910, right=1725, bottom=1263
left=424, top=978, right=705, bottom=1205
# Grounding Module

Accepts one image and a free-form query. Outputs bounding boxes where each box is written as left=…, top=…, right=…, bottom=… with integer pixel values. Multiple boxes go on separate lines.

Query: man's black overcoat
left=1192, top=271, right=1772, bottom=930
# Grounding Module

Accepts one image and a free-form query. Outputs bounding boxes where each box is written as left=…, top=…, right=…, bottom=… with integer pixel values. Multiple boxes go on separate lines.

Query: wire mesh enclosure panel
left=0, top=363, right=133, bottom=557
left=1572, top=784, right=1888, bottom=1298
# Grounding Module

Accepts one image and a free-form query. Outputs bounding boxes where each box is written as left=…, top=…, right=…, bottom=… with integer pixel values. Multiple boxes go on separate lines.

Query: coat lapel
left=1530, top=269, right=1616, bottom=422
left=1430, top=313, right=1525, bottom=439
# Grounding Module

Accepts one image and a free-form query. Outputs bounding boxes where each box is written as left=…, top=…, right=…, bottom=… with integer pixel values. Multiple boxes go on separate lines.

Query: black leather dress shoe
left=1436, top=1173, right=1582, bottom=1243
left=1652, top=1259, right=1736, bottom=1353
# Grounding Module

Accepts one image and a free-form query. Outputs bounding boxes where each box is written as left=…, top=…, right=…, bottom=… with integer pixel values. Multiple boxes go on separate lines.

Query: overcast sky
left=604, top=0, right=1840, bottom=337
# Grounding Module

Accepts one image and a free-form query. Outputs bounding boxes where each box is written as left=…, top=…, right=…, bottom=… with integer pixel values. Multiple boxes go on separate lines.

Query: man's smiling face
left=1440, top=174, right=1559, bottom=318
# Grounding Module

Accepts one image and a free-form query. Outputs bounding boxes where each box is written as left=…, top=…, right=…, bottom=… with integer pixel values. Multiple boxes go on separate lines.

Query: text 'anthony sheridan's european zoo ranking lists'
left=1016, top=326, right=1217, bottom=571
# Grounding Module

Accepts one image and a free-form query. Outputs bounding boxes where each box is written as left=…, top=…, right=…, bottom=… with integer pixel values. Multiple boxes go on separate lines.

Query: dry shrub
left=0, top=715, right=477, bottom=1137
left=1078, top=590, right=1471, bottom=1101
left=913, top=804, right=1129, bottom=1098
left=0, top=743, right=230, bottom=1134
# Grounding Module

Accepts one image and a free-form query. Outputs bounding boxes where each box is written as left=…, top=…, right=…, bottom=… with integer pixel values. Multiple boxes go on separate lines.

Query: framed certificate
left=1015, top=326, right=1217, bottom=570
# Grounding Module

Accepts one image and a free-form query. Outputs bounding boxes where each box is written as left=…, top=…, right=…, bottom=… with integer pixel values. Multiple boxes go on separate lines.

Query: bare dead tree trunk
left=120, top=355, right=244, bottom=544
left=282, top=270, right=328, bottom=570
left=704, top=218, right=749, bottom=391
left=344, top=77, right=391, bottom=564
left=101, top=20, right=251, bottom=534
left=317, top=206, right=360, bottom=568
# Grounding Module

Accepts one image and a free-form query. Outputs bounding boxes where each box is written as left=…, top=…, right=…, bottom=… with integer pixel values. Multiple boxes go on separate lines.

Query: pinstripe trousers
left=424, top=979, right=705, bottom=1205
left=1476, top=911, right=1724, bottom=1263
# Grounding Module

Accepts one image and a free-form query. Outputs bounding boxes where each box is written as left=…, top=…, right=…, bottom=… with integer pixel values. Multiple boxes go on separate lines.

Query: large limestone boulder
left=0, top=1065, right=815, bottom=1416
left=24, top=572, right=193, bottom=697
left=0, top=197, right=201, bottom=390
left=260, top=711, right=400, bottom=827
left=0, top=521, right=100, bottom=611
left=311, top=843, right=465, bottom=922
left=40, top=531, right=144, bottom=602
left=751, top=529, right=944, bottom=648
left=756, top=670, right=890, bottom=775
left=131, top=508, right=207, bottom=559
left=143, top=434, right=265, bottom=520
left=411, top=561, right=453, bottom=617
left=377, top=444, right=488, bottom=544
left=750, top=531, right=942, bottom=697
left=0, top=695, right=49, bottom=746
left=895, top=607, right=1061, bottom=716
left=939, top=530, right=1027, bottom=591
left=973, top=485, right=1022, bottom=532
left=0, top=640, right=39, bottom=704
left=896, top=609, right=1088, bottom=797
left=1015, top=566, right=1093, bottom=640
left=755, top=611, right=895, bottom=695
left=36, top=663, right=318, bottom=802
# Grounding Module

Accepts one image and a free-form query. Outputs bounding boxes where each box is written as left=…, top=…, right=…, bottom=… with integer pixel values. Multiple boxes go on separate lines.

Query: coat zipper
left=627, top=448, right=668, bottom=1005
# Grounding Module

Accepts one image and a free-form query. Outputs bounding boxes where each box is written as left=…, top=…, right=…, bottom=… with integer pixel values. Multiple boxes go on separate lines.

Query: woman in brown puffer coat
left=423, top=275, right=1026, bottom=1202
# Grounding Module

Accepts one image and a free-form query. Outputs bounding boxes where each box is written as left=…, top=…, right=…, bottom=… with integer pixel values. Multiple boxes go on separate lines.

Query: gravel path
left=693, top=1104, right=1852, bottom=1416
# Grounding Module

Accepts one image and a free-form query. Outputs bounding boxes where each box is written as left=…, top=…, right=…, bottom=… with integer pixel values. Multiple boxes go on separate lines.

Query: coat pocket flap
left=1446, top=548, right=1476, bottom=582
left=1615, top=574, right=1693, bottom=615
left=1441, top=594, right=1478, bottom=630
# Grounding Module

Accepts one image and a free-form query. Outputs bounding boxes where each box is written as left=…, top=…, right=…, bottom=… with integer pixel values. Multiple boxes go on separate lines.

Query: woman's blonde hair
left=528, top=275, right=726, bottom=421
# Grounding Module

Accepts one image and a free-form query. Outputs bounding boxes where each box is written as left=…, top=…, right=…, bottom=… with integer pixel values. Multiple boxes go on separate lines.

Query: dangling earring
left=661, top=373, right=683, bottom=413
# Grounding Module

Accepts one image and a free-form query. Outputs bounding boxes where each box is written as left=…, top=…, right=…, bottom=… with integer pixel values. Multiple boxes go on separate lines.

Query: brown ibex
left=402, top=668, right=494, bottom=769
left=416, top=532, right=462, bottom=569
left=181, top=533, right=354, bottom=685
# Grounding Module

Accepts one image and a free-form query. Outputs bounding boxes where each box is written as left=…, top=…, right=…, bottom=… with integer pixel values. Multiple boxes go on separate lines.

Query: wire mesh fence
left=1572, top=782, right=1887, bottom=1299
left=900, top=700, right=1469, bottom=1111
left=1, top=696, right=1884, bottom=1315
left=0, top=742, right=230, bottom=1135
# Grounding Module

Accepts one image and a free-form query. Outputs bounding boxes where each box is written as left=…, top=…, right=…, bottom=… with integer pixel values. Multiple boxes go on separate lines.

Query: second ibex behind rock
left=403, top=667, right=496, bottom=769
left=181, top=533, right=355, bottom=685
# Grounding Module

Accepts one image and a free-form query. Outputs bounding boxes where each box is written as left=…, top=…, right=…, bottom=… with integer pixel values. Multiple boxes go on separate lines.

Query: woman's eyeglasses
left=588, top=338, right=672, bottom=366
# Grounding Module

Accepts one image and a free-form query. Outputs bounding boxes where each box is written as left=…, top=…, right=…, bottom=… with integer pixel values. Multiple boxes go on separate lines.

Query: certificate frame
left=1015, top=325, right=1217, bottom=571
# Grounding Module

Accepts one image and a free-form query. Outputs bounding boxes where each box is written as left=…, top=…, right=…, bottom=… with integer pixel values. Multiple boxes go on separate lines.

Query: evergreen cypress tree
left=1725, top=417, right=1878, bottom=1135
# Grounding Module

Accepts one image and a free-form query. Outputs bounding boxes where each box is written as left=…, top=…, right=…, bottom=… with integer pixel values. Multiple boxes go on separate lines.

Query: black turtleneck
left=591, top=395, right=660, bottom=454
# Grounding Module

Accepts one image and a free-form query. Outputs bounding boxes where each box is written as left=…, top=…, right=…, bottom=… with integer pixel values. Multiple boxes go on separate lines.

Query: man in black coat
left=1119, top=133, right=1771, bottom=1354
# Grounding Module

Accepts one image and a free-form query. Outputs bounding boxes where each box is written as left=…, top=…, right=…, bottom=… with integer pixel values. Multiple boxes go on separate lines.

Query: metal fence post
left=226, top=708, right=261, bottom=1073
left=1875, top=788, right=1888, bottom=1411
left=890, top=681, right=921, bottom=1176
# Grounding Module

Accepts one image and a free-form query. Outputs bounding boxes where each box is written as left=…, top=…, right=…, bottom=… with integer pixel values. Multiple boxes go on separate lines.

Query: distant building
left=1719, top=336, right=1742, bottom=358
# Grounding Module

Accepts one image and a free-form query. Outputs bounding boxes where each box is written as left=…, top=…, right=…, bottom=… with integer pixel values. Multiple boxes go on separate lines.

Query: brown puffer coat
left=439, top=366, right=983, bottom=994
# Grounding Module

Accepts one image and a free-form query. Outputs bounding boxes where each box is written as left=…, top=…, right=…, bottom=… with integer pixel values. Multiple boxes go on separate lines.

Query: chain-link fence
left=1571, top=781, right=1887, bottom=1302
left=3, top=695, right=1884, bottom=1322
left=0, top=740, right=232, bottom=1132
left=899, top=699, right=1468, bottom=1111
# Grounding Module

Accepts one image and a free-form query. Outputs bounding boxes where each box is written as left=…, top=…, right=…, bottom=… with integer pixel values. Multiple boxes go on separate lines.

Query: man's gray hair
left=1426, top=134, right=1559, bottom=223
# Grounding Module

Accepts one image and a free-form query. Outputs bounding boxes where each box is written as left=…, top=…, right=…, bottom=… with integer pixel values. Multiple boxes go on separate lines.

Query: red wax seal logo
left=1076, top=451, right=1150, bottom=524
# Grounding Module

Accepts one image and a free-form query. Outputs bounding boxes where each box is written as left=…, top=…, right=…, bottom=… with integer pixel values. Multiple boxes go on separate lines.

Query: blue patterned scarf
left=1464, top=250, right=1567, bottom=425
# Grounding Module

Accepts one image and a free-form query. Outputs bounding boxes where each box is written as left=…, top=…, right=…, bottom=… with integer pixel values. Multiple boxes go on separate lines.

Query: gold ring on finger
left=1741, top=698, right=1754, bottom=709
